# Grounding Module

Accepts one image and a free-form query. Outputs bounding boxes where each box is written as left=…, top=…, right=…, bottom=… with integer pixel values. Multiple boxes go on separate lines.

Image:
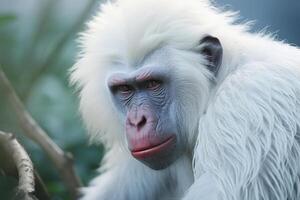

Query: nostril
left=137, top=116, right=147, bottom=130
left=128, top=115, right=147, bottom=130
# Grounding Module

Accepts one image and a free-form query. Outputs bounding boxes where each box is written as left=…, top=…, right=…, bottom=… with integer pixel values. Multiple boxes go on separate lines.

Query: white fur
left=70, top=0, right=300, bottom=199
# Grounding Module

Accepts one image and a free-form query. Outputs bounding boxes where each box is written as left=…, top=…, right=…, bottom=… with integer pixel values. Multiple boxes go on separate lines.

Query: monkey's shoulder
left=212, top=62, right=300, bottom=114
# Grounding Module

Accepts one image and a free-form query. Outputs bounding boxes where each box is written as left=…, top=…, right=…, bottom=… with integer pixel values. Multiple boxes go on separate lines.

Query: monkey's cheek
left=131, top=137, right=179, bottom=170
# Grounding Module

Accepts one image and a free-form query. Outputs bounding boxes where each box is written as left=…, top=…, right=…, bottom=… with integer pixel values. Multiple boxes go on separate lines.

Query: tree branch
left=0, top=68, right=82, bottom=199
left=0, top=131, right=36, bottom=200
left=0, top=138, right=50, bottom=200
left=22, top=0, right=58, bottom=67
left=23, top=0, right=99, bottom=100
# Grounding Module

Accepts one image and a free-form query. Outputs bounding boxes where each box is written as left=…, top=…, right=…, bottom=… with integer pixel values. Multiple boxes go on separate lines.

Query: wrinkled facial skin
left=106, top=36, right=222, bottom=170
left=107, top=66, right=182, bottom=170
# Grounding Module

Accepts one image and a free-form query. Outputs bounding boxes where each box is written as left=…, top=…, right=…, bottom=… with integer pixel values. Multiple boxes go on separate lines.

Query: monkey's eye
left=146, top=80, right=162, bottom=90
left=116, top=85, right=133, bottom=96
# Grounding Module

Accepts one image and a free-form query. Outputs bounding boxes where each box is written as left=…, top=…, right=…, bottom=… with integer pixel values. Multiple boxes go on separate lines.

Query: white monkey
left=70, top=0, right=300, bottom=199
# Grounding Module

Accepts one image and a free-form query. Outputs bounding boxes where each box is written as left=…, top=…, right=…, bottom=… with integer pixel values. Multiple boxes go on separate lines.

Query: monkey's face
left=107, top=64, right=182, bottom=170
left=105, top=36, right=223, bottom=170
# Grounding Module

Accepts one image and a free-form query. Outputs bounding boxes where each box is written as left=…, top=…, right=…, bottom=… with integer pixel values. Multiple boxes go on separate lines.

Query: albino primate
left=71, top=0, right=300, bottom=199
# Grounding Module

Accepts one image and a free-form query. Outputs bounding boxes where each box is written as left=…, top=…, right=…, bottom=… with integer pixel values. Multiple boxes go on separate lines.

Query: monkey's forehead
left=77, top=0, right=232, bottom=65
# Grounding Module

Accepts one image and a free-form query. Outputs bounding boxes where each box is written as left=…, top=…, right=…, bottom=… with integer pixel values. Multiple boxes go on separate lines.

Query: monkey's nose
left=128, top=115, right=147, bottom=131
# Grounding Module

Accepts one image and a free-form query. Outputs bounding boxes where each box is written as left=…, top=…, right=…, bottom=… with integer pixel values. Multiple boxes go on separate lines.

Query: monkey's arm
left=185, top=63, right=300, bottom=200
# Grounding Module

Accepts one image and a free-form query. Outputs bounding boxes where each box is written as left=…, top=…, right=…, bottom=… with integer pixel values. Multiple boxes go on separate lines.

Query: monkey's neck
left=160, top=154, right=194, bottom=199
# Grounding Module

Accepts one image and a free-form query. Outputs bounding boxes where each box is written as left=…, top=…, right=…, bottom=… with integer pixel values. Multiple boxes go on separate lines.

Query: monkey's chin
left=130, top=136, right=178, bottom=170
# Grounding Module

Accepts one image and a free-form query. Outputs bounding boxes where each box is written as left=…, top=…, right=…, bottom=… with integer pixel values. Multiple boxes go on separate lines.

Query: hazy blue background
left=0, top=0, right=299, bottom=199
left=217, top=0, right=300, bottom=45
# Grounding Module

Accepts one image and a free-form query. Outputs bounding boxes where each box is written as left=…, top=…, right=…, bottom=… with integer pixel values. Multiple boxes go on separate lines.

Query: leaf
left=0, top=14, right=17, bottom=26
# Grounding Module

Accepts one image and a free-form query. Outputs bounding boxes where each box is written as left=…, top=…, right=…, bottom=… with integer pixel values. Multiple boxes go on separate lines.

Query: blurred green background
left=0, top=0, right=299, bottom=199
left=0, top=0, right=103, bottom=199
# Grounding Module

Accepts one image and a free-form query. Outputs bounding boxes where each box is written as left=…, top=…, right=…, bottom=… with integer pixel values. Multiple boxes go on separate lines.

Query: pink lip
left=131, top=136, right=176, bottom=159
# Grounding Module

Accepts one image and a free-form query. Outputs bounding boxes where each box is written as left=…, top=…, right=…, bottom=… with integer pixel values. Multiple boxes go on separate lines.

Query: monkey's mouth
left=131, top=136, right=176, bottom=159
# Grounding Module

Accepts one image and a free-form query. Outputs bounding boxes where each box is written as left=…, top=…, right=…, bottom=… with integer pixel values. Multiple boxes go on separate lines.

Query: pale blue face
left=106, top=36, right=222, bottom=170
left=107, top=56, right=181, bottom=170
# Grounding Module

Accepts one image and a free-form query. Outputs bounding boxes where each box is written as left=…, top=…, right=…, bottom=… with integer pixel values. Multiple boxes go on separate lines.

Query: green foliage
left=0, top=1, right=103, bottom=199
left=0, top=14, right=16, bottom=26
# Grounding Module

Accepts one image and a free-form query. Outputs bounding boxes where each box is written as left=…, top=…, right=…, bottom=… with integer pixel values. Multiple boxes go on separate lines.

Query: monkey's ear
left=199, top=35, right=223, bottom=76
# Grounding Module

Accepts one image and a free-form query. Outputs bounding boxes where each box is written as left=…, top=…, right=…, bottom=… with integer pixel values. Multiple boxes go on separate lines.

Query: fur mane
left=71, top=1, right=300, bottom=199
left=70, top=0, right=247, bottom=146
